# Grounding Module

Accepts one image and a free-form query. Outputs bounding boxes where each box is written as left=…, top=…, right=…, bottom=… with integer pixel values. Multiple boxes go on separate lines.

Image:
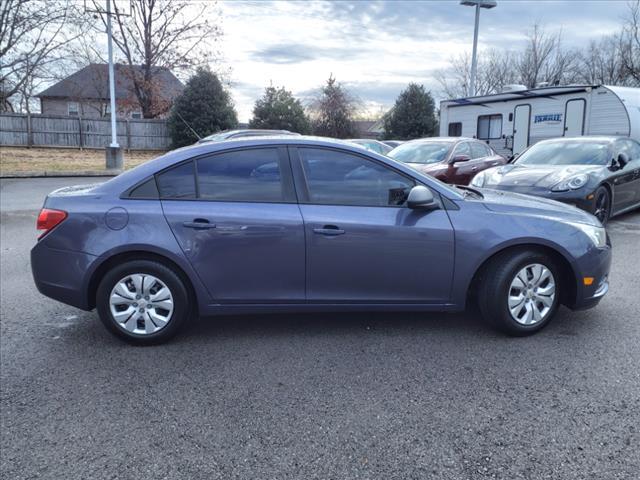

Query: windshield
left=516, top=141, right=610, bottom=166
left=388, top=142, right=452, bottom=165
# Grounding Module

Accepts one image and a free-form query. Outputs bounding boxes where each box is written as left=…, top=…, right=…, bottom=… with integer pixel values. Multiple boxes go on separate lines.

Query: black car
left=197, top=129, right=300, bottom=144
left=470, top=136, right=640, bottom=224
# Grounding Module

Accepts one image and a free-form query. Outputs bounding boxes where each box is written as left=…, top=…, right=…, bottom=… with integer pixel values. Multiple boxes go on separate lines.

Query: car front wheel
left=478, top=250, right=560, bottom=336
left=96, top=260, right=191, bottom=345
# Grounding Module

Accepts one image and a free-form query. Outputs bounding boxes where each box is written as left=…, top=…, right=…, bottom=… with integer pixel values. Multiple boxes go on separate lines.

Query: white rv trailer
left=439, top=85, right=640, bottom=157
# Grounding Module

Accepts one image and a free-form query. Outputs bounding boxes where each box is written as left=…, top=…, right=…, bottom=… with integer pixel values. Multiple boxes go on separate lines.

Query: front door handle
left=183, top=219, right=216, bottom=229
left=471, top=166, right=478, bottom=171
left=313, top=225, right=345, bottom=236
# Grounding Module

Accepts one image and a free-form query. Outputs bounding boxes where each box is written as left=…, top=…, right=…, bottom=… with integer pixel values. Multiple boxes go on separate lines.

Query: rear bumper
left=31, top=242, right=96, bottom=311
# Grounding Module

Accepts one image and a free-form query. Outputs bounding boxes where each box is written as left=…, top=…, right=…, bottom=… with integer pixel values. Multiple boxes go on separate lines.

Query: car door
left=446, top=141, right=474, bottom=184
left=290, top=146, right=455, bottom=303
left=159, top=147, right=306, bottom=303
left=611, top=139, right=640, bottom=212
left=470, top=141, right=505, bottom=173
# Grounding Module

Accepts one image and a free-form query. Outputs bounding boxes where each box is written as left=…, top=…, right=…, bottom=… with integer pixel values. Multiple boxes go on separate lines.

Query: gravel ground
left=1, top=177, right=639, bottom=479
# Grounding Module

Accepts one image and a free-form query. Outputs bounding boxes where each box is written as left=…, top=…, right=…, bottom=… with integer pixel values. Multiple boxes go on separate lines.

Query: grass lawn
left=0, top=147, right=165, bottom=174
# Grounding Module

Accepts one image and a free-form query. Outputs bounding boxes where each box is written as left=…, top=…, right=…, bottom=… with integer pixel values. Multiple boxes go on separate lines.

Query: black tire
left=96, top=260, right=191, bottom=345
left=592, top=186, right=611, bottom=225
left=477, top=250, right=561, bottom=336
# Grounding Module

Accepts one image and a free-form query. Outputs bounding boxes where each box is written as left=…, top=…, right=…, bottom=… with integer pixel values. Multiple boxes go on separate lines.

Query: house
left=439, top=84, right=640, bottom=157
left=36, top=64, right=183, bottom=119
left=353, top=119, right=384, bottom=139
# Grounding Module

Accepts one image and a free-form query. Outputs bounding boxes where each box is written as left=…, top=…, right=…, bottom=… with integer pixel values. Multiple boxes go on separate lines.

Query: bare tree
left=92, top=0, right=221, bottom=118
left=620, top=0, right=640, bottom=85
left=577, top=35, right=629, bottom=85
left=0, top=0, right=84, bottom=111
left=516, top=24, right=580, bottom=88
left=435, top=49, right=517, bottom=98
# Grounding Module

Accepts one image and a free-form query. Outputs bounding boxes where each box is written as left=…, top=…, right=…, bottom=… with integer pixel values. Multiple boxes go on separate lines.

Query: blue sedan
left=31, top=137, right=611, bottom=344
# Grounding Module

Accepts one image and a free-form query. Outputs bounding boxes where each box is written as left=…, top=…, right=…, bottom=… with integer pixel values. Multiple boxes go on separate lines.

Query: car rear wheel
left=478, top=250, right=560, bottom=336
left=593, top=186, right=611, bottom=225
left=96, top=260, right=190, bottom=345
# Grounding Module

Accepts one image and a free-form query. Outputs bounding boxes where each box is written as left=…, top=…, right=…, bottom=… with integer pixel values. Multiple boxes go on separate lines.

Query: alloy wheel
left=109, top=274, right=174, bottom=335
left=508, top=263, right=556, bottom=325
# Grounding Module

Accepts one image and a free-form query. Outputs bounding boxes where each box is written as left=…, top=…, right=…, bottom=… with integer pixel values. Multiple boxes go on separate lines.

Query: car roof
left=402, top=137, right=474, bottom=145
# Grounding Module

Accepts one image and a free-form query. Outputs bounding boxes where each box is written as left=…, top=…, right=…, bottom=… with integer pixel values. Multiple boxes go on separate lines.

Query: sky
left=216, top=0, right=631, bottom=122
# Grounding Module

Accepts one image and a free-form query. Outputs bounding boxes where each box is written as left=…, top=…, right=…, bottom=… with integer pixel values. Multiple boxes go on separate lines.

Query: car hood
left=482, top=164, right=602, bottom=188
left=477, top=188, right=600, bottom=226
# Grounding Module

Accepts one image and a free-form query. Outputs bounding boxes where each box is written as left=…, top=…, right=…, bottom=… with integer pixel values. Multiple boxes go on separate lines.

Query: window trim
left=477, top=114, right=503, bottom=140
left=142, top=146, right=297, bottom=204
left=289, top=145, right=427, bottom=209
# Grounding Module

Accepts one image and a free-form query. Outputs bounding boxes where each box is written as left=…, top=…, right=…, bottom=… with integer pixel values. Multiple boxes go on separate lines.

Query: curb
left=0, top=169, right=122, bottom=178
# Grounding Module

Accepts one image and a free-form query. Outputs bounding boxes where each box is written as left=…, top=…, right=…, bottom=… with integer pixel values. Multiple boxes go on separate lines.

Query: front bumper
left=568, top=244, right=612, bottom=310
left=492, top=185, right=597, bottom=214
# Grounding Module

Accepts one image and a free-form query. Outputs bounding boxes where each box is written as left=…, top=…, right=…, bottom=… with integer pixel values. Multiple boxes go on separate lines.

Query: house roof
left=36, top=64, right=183, bottom=100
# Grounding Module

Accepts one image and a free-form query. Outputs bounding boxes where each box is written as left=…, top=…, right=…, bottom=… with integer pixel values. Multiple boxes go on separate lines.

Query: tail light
left=36, top=208, right=67, bottom=239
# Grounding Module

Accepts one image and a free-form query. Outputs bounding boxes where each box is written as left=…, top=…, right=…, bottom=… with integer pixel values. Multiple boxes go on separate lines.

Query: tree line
left=168, top=68, right=438, bottom=147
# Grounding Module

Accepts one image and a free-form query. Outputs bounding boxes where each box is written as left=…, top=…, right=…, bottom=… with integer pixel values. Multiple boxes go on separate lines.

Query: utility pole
left=460, top=1, right=497, bottom=97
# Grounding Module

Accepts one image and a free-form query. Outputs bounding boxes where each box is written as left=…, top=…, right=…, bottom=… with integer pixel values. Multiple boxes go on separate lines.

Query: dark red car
left=388, top=137, right=506, bottom=185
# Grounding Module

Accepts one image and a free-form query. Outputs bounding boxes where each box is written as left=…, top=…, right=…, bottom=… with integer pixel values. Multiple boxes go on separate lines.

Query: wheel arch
left=86, top=250, right=200, bottom=313
left=466, top=242, right=578, bottom=308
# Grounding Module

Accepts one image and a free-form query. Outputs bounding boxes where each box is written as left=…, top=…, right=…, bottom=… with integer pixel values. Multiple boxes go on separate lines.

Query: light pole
left=460, top=0, right=497, bottom=97
left=105, top=0, right=122, bottom=169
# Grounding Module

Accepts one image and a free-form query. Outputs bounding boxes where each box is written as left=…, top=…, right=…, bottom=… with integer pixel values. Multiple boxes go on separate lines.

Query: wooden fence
left=0, top=113, right=170, bottom=150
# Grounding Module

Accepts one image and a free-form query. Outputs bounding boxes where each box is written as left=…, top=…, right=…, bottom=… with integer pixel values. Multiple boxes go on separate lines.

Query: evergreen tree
left=383, top=84, right=438, bottom=140
left=310, top=75, right=357, bottom=138
left=168, top=67, right=238, bottom=148
left=249, top=86, right=310, bottom=133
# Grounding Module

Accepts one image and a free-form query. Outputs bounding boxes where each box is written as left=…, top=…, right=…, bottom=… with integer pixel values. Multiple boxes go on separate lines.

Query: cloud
left=219, top=0, right=630, bottom=121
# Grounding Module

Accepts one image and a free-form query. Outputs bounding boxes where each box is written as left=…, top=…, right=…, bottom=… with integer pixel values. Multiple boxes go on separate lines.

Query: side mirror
left=450, top=154, right=471, bottom=164
left=407, top=186, right=437, bottom=210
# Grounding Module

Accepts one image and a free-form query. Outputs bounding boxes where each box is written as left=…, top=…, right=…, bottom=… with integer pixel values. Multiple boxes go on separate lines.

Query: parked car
left=32, top=137, right=611, bottom=345
left=347, top=139, right=393, bottom=155
left=470, top=136, right=640, bottom=224
left=197, top=129, right=300, bottom=144
left=383, top=140, right=405, bottom=148
left=388, top=137, right=506, bottom=185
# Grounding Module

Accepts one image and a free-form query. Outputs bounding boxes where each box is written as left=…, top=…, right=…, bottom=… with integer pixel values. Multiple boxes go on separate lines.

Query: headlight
left=470, top=172, right=486, bottom=187
left=551, top=174, right=589, bottom=192
left=568, top=221, right=607, bottom=248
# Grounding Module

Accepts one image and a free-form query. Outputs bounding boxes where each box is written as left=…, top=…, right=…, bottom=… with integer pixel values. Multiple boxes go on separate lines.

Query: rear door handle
left=313, top=225, right=345, bottom=236
left=183, top=219, right=216, bottom=229
left=471, top=166, right=478, bottom=171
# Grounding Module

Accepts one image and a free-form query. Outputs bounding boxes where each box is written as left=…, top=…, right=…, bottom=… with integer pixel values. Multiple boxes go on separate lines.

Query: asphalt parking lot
left=1, top=177, right=639, bottom=479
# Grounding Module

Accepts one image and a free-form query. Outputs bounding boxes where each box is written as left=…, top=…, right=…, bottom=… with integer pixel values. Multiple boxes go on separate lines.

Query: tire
left=477, top=250, right=561, bottom=336
left=96, top=260, right=191, bottom=345
left=592, top=186, right=611, bottom=225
